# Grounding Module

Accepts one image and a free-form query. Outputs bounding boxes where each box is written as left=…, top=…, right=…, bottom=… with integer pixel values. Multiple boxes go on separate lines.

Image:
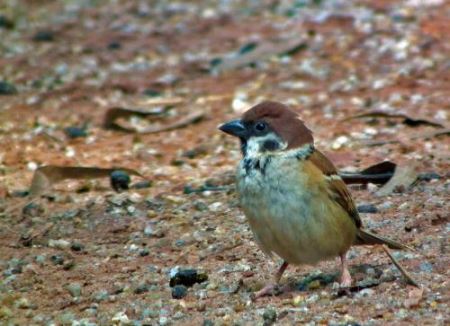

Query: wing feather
left=309, top=150, right=362, bottom=228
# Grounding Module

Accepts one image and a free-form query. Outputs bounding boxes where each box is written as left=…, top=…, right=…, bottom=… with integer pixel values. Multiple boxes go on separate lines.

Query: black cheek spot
left=262, top=140, right=280, bottom=152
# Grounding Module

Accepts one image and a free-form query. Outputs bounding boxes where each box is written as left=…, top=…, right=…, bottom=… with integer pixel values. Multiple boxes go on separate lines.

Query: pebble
left=110, top=170, right=131, bottom=192
left=32, top=30, right=55, bottom=42
left=0, top=81, right=18, bottom=95
left=134, top=283, right=150, bottom=294
left=262, top=308, right=277, bottom=324
left=93, top=290, right=109, bottom=302
left=169, top=269, right=208, bottom=287
left=67, top=282, right=82, bottom=297
left=49, top=239, right=71, bottom=249
left=419, top=262, right=433, bottom=273
left=357, top=204, right=378, bottom=213
left=171, top=285, right=188, bottom=299
left=71, top=242, right=85, bottom=251
left=50, top=254, right=65, bottom=265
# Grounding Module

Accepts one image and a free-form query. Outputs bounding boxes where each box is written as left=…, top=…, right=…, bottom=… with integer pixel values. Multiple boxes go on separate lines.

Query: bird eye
left=255, top=122, right=266, bottom=131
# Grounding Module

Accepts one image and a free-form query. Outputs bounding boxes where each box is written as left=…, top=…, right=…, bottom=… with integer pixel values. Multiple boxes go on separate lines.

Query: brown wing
left=309, top=150, right=362, bottom=228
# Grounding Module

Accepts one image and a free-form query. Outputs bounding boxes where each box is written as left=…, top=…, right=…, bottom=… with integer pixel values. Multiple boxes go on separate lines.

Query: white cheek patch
left=246, top=134, right=286, bottom=158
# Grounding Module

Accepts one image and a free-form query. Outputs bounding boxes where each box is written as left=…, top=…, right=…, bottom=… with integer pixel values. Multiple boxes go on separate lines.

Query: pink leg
left=339, top=253, right=352, bottom=287
left=253, top=261, right=289, bottom=299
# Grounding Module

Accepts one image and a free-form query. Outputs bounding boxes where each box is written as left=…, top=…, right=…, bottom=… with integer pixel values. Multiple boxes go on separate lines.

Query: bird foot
left=340, top=268, right=352, bottom=287
left=251, top=283, right=281, bottom=300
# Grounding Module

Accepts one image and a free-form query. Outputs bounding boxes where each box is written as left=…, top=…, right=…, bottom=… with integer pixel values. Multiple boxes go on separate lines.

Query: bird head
left=219, top=101, right=313, bottom=156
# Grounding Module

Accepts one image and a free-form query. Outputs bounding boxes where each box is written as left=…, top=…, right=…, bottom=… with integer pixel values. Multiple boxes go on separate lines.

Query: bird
left=219, top=101, right=412, bottom=298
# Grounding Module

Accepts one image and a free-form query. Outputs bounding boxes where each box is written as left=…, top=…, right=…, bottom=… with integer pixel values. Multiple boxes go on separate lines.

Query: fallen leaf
left=403, top=287, right=424, bottom=308
left=103, top=107, right=168, bottom=130
left=343, top=110, right=445, bottom=128
left=213, top=37, right=307, bottom=73
left=104, top=106, right=205, bottom=133
left=376, top=163, right=419, bottom=196
left=29, top=166, right=146, bottom=196
left=340, top=161, right=396, bottom=185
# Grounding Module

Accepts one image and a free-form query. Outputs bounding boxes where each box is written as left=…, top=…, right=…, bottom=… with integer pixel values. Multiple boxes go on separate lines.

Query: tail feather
left=356, top=229, right=413, bottom=251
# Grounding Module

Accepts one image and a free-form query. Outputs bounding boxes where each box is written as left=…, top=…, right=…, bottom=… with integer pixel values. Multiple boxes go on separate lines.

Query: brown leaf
left=214, top=38, right=307, bottom=73
left=29, top=166, right=146, bottom=196
left=404, top=287, right=424, bottom=308
left=103, top=106, right=205, bottom=133
left=340, top=161, right=396, bottom=185
left=103, top=107, right=168, bottom=130
left=376, top=163, right=419, bottom=196
left=343, top=110, right=445, bottom=128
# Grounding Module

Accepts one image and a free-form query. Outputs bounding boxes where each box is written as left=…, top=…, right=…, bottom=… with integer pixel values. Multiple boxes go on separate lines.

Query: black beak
left=218, top=119, right=247, bottom=138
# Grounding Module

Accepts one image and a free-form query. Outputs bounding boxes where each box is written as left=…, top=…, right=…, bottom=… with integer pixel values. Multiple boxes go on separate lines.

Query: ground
left=0, top=0, right=449, bottom=325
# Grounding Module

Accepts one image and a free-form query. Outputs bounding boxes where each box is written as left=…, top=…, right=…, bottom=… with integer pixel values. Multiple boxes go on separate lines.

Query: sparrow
left=219, top=101, right=412, bottom=298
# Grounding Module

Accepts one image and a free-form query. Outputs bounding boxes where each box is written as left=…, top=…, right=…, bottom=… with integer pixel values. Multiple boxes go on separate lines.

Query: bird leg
left=253, top=261, right=289, bottom=299
left=339, top=253, right=352, bottom=287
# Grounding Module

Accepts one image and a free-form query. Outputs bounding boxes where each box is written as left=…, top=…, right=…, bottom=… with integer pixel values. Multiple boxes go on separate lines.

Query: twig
left=382, top=245, right=420, bottom=287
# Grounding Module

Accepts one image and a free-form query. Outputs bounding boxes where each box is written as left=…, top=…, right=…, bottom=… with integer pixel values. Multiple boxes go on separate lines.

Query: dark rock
left=64, top=126, right=87, bottom=139
left=357, top=204, right=378, bottom=214
left=169, top=269, right=208, bottom=287
left=419, top=262, right=433, bottom=273
left=107, top=41, right=121, bottom=50
left=139, top=248, right=150, bottom=257
left=32, top=30, right=55, bottom=42
left=131, top=180, right=152, bottom=189
left=10, top=190, right=29, bottom=197
left=143, top=88, right=162, bottom=97
left=0, top=81, right=18, bottom=95
left=0, top=15, right=14, bottom=29
left=134, top=283, right=150, bottom=294
left=50, top=255, right=65, bottom=265
left=70, top=242, right=84, bottom=252
left=171, top=285, right=187, bottom=299
left=110, top=170, right=131, bottom=192
left=203, top=320, right=214, bottom=326
left=418, top=172, right=441, bottom=181
left=262, top=308, right=277, bottom=325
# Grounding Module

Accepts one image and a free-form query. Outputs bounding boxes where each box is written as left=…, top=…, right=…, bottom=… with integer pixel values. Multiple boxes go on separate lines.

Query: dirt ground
left=0, top=0, right=449, bottom=325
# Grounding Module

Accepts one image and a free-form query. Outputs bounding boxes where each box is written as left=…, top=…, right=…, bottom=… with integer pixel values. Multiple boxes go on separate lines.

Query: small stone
left=419, top=262, right=433, bottom=273
left=169, top=269, right=208, bottom=287
left=111, top=311, right=131, bottom=325
left=49, top=239, right=71, bottom=249
left=357, top=204, right=378, bottom=214
left=0, top=81, right=18, bottom=95
left=0, top=15, right=14, bottom=29
left=171, top=285, right=188, bottom=299
left=262, top=308, right=277, bottom=324
left=50, top=254, right=65, bottom=265
left=110, top=170, right=131, bottom=192
left=93, top=290, right=109, bottom=302
left=132, top=180, right=152, bottom=189
left=0, top=307, right=13, bottom=318
left=66, top=282, right=82, bottom=297
left=203, top=320, right=214, bottom=326
left=15, top=297, right=31, bottom=309
left=64, top=126, right=87, bottom=139
left=134, top=283, right=150, bottom=294
left=35, top=255, right=46, bottom=265
left=32, top=30, right=55, bottom=42
left=71, top=242, right=84, bottom=251
left=139, top=248, right=150, bottom=257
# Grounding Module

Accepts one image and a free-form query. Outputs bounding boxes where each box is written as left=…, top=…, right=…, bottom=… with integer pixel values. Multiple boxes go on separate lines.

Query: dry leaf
left=213, top=38, right=307, bottom=73
left=376, top=164, right=419, bottom=196
left=343, top=110, right=445, bottom=128
left=30, top=166, right=146, bottom=196
left=340, top=161, right=396, bottom=185
left=104, top=107, right=205, bottom=133
left=103, top=107, right=168, bottom=130
left=404, top=287, right=424, bottom=308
